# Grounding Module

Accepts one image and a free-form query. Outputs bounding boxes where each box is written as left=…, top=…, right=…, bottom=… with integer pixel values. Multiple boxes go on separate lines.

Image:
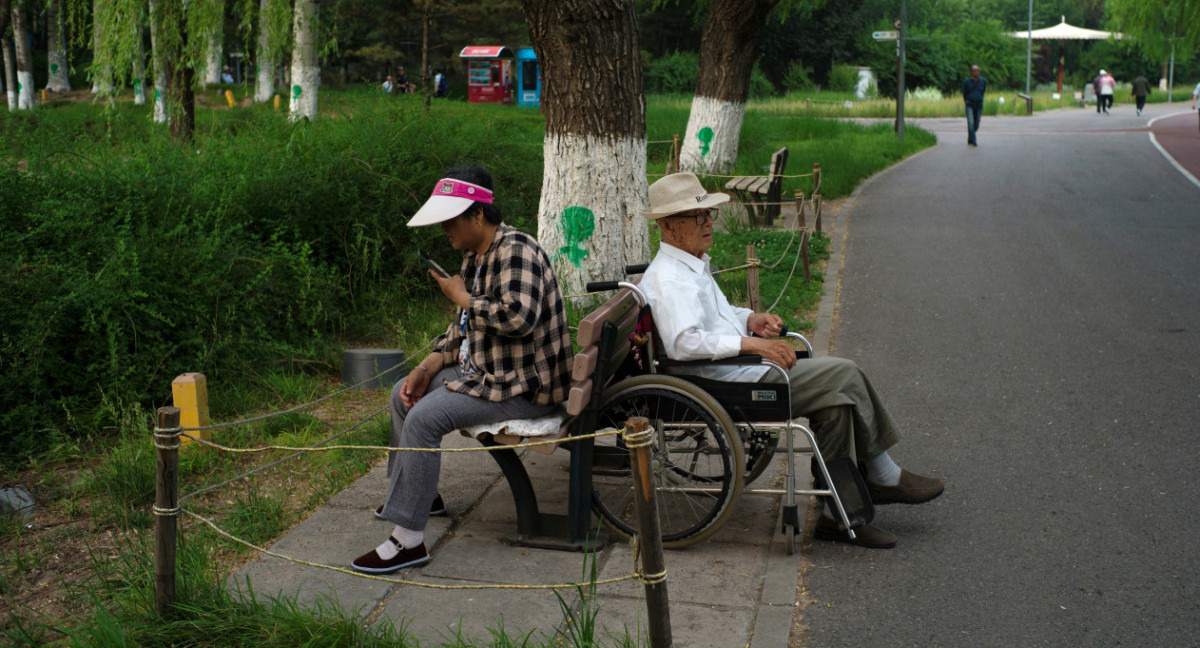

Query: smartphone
left=418, top=250, right=450, bottom=278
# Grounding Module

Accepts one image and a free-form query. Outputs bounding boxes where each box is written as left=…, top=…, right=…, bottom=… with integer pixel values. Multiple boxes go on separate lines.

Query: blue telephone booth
left=515, top=47, right=541, bottom=108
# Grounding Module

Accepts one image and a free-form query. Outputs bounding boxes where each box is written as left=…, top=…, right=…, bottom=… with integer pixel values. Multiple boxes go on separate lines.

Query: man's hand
left=399, top=366, right=434, bottom=408
left=741, top=337, right=796, bottom=369
left=747, top=312, right=784, bottom=338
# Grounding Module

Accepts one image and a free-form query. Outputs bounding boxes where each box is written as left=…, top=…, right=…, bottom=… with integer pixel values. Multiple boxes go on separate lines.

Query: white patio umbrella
left=1008, top=16, right=1124, bottom=93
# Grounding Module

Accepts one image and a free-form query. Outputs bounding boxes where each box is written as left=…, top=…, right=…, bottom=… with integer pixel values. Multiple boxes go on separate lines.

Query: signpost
left=872, top=30, right=898, bottom=40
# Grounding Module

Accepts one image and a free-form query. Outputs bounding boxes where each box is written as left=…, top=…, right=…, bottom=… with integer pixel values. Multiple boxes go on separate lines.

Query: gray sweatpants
left=381, top=366, right=555, bottom=531
left=761, top=356, right=902, bottom=462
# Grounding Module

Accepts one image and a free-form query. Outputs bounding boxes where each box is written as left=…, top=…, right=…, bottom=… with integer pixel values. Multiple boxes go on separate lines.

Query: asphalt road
left=799, top=104, right=1200, bottom=647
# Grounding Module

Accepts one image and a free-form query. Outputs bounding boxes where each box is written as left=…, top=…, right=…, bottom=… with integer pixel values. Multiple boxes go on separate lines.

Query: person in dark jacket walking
left=1131, top=73, right=1152, bottom=116
left=962, top=65, right=986, bottom=147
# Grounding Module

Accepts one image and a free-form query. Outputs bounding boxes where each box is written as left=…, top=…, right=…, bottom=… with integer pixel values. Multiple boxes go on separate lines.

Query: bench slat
left=572, top=346, right=598, bottom=382
left=566, top=378, right=593, bottom=416
left=747, top=177, right=770, bottom=194
left=576, top=290, right=638, bottom=348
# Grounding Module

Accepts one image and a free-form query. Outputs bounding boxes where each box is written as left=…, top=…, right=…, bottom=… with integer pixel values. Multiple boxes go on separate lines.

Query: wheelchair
left=585, top=271, right=867, bottom=554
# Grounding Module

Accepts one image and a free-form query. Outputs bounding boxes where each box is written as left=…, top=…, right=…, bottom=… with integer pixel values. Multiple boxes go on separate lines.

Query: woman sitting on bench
left=352, top=165, right=573, bottom=574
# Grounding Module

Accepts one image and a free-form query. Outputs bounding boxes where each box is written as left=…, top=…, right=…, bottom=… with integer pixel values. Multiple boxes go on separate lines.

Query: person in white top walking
left=637, top=173, right=945, bottom=549
left=1096, top=69, right=1116, bottom=115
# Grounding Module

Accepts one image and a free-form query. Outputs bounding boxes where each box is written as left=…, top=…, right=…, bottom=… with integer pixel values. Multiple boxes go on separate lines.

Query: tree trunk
left=92, top=0, right=113, bottom=95
left=288, top=0, right=319, bottom=121
left=148, top=0, right=168, bottom=122
left=521, top=0, right=650, bottom=297
left=2, top=38, right=14, bottom=110
left=253, top=0, right=276, bottom=103
left=132, top=22, right=147, bottom=105
left=679, top=0, right=779, bottom=174
left=46, top=0, right=71, bottom=92
left=204, top=0, right=223, bottom=86
left=10, top=1, right=33, bottom=109
left=150, top=0, right=194, bottom=140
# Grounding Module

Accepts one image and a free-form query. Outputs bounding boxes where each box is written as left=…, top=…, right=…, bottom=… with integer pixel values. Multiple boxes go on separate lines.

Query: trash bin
left=341, top=349, right=407, bottom=390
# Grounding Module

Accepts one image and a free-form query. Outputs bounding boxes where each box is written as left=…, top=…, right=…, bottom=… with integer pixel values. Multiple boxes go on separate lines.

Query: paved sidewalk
left=231, top=209, right=848, bottom=647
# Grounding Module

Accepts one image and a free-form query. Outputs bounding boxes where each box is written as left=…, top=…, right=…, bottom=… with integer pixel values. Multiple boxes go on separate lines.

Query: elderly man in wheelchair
left=626, top=172, right=944, bottom=550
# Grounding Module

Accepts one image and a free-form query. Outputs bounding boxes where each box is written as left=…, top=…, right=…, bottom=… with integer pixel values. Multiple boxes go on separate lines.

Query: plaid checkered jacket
left=433, top=224, right=573, bottom=405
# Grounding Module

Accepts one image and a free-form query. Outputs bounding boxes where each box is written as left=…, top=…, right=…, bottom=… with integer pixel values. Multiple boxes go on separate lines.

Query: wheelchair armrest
left=658, top=354, right=764, bottom=368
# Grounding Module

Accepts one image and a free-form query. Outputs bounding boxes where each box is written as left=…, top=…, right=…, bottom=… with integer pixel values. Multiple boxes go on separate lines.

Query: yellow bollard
left=41, top=89, right=47, bottom=101
left=171, top=373, right=211, bottom=445
left=273, top=94, right=280, bottom=111
left=225, top=89, right=235, bottom=107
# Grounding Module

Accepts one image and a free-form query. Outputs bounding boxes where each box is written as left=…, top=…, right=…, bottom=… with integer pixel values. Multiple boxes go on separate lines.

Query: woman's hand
left=399, top=365, right=434, bottom=408
left=433, top=272, right=471, bottom=311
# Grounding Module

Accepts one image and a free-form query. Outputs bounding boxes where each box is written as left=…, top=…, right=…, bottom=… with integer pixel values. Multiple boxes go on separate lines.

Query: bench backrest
left=565, top=287, right=642, bottom=416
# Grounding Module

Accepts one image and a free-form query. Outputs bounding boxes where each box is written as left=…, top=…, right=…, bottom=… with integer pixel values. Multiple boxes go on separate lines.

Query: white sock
left=375, top=525, right=424, bottom=559
left=866, top=451, right=902, bottom=486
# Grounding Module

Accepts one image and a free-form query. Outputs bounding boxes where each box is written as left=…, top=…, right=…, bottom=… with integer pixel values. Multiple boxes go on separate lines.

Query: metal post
left=895, top=0, right=906, bottom=141
left=624, top=417, right=671, bottom=648
left=1025, top=0, right=1033, bottom=95
left=153, top=406, right=181, bottom=617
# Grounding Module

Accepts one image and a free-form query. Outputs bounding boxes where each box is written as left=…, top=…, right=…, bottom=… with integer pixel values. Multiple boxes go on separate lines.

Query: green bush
left=781, top=62, right=817, bottom=93
left=644, top=51, right=699, bottom=95
left=0, top=98, right=546, bottom=460
left=828, top=65, right=860, bottom=93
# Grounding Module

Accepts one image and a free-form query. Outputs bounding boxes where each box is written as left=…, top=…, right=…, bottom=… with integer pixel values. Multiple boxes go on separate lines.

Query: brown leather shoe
left=813, top=516, right=897, bottom=549
left=868, top=470, right=944, bottom=505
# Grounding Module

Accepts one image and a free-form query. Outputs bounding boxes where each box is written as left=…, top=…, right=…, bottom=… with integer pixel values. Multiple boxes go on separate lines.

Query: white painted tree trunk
left=254, top=0, right=276, bottom=103
left=2, top=38, right=15, bottom=110
left=91, top=0, right=113, bottom=95
left=204, top=34, right=222, bottom=85
left=288, top=0, right=319, bottom=121
left=147, top=0, right=167, bottom=122
left=679, top=95, right=746, bottom=174
left=537, top=134, right=651, bottom=296
left=46, top=0, right=71, bottom=92
left=132, top=23, right=147, bottom=105
left=11, top=2, right=33, bottom=109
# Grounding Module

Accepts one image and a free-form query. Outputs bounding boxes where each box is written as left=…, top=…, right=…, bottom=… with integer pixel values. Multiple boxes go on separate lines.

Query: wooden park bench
left=725, top=147, right=788, bottom=227
left=458, top=285, right=641, bottom=550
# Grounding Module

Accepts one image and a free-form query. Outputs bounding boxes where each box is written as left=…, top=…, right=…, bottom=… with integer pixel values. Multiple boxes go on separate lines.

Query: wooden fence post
left=746, top=245, right=761, bottom=313
left=153, top=406, right=181, bottom=617
left=794, top=190, right=805, bottom=230
left=672, top=133, right=681, bottom=174
left=624, top=416, right=672, bottom=648
left=812, top=162, right=821, bottom=195
left=813, top=193, right=823, bottom=234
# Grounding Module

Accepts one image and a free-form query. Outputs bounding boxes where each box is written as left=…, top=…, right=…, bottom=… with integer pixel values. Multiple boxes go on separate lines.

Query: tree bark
left=148, top=0, right=168, bottom=122
left=2, top=38, right=14, bottom=110
left=92, top=0, right=113, bottom=95
left=151, top=0, right=194, bottom=140
left=132, top=21, right=147, bottom=105
left=679, top=0, right=779, bottom=174
left=46, top=0, right=71, bottom=92
left=288, top=0, right=319, bottom=121
left=10, top=0, right=33, bottom=109
left=253, top=0, right=275, bottom=103
left=521, top=0, right=650, bottom=297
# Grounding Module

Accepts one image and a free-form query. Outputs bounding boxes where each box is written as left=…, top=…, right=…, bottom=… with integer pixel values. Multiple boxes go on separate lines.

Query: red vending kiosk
left=459, top=46, right=515, bottom=105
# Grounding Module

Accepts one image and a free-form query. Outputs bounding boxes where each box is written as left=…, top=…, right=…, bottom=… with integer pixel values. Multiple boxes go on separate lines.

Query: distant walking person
left=1131, top=73, right=1152, bottom=116
left=962, top=65, right=986, bottom=147
left=1097, top=69, right=1116, bottom=115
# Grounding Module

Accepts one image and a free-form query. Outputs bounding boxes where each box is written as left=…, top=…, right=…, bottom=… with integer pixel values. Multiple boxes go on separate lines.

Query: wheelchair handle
left=586, top=281, right=621, bottom=293
left=625, top=263, right=649, bottom=275
left=751, top=326, right=789, bottom=338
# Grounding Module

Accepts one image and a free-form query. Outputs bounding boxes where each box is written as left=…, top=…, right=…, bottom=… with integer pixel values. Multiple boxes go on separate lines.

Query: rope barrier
left=182, top=508, right=641, bottom=591
left=647, top=171, right=816, bottom=180
left=765, top=227, right=806, bottom=314
left=178, top=405, right=388, bottom=504
left=178, top=427, right=622, bottom=456
left=180, top=337, right=437, bottom=433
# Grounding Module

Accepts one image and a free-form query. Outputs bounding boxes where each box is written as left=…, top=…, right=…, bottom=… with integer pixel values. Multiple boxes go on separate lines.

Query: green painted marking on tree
left=557, top=206, right=595, bottom=268
left=133, top=78, right=142, bottom=93
left=292, top=85, right=302, bottom=100
left=698, top=127, right=714, bottom=158
left=256, top=65, right=261, bottom=74
left=50, top=63, right=58, bottom=75
left=16, top=82, right=22, bottom=92
left=154, top=88, right=161, bottom=101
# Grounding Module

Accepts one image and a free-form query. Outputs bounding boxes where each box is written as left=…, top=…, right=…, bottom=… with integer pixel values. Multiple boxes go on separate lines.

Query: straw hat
left=641, top=172, right=730, bottom=221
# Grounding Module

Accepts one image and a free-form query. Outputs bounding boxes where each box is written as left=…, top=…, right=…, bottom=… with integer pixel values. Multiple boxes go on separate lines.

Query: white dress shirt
left=639, top=242, right=768, bottom=381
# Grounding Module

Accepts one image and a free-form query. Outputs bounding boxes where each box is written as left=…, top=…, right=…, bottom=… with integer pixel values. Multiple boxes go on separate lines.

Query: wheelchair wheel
left=741, top=423, right=780, bottom=485
left=590, top=375, right=744, bottom=548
